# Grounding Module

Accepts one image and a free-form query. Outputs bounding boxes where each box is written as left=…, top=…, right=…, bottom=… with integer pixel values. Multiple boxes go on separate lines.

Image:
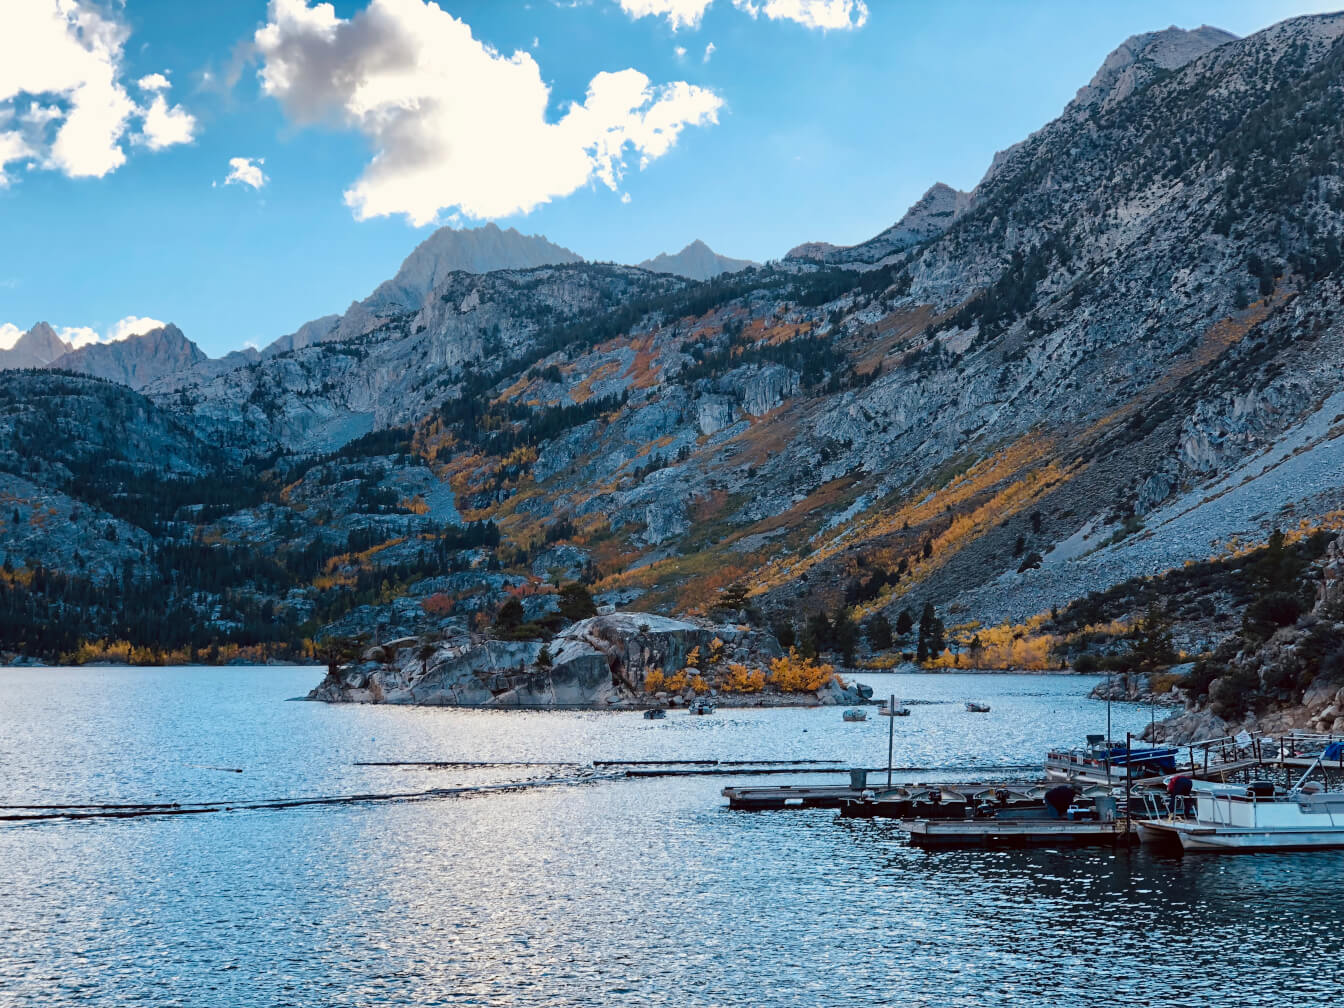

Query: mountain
left=50, top=324, right=207, bottom=390
left=264, top=223, right=586, bottom=357
left=788, top=183, right=972, bottom=266
left=979, top=24, right=1237, bottom=185
left=637, top=240, right=757, bottom=281
left=0, top=322, right=71, bottom=369
left=5, top=12, right=1344, bottom=675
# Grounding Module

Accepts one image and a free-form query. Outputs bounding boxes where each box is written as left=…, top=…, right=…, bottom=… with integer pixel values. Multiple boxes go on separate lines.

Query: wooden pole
left=887, top=693, right=896, bottom=789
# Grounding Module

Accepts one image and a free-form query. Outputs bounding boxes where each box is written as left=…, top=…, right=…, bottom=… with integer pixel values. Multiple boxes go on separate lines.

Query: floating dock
left=901, top=817, right=1136, bottom=848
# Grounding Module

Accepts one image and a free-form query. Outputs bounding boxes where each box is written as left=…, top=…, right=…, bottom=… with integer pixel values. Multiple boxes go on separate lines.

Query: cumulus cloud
left=615, top=0, right=866, bottom=30
left=139, top=94, right=197, bottom=150
left=254, top=0, right=723, bottom=225
left=731, top=0, right=868, bottom=30
left=617, top=0, right=713, bottom=30
left=0, top=323, right=24, bottom=351
left=223, top=156, right=267, bottom=189
left=0, top=1, right=197, bottom=184
left=703, top=41, right=715, bottom=61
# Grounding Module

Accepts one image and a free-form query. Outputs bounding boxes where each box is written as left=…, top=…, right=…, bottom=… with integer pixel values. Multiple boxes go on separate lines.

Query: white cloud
left=254, top=0, right=723, bottom=225
left=703, top=41, right=715, bottom=61
left=674, top=45, right=687, bottom=59
left=56, top=315, right=165, bottom=349
left=0, top=323, right=24, bottom=351
left=0, top=1, right=197, bottom=184
left=617, top=0, right=712, bottom=30
left=731, top=0, right=868, bottom=30
left=106, top=316, right=166, bottom=342
left=139, top=94, right=197, bottom=150
left=615, top=0, right=866, bottom=30
left=224, top=155, right=267, bottom=189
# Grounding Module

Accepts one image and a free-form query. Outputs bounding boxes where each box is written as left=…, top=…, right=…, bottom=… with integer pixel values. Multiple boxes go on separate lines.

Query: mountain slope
left=6, top=13, right=1344, bottom=667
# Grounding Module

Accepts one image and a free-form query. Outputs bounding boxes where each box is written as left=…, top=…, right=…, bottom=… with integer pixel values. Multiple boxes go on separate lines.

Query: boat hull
left=1177, top=827, right=1344, bottom=852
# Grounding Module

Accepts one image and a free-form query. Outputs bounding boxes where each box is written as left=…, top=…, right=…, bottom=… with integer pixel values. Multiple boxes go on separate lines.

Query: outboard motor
left=1044, top=785, right=1075, bottom=818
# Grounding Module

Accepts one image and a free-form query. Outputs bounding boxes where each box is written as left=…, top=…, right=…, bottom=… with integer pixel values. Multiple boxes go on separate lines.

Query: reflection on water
left=0, top=667, right=1335, bottom=1006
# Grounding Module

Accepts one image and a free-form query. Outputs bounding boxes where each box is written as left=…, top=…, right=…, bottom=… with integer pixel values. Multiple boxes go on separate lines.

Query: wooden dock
left=721, top=784, right=868, bottom=810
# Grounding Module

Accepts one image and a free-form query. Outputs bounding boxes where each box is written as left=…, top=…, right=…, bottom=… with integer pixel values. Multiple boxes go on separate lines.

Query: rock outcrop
left=307, top=611, right=872, bottom=708
left=1147, top=531, right=1344, bottom=743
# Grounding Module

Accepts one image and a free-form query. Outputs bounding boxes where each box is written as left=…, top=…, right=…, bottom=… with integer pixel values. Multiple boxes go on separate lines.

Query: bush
left=1242, top=592, right=1303, bottom=641
left=1321, top=646, right=1344, bottom=685
left=1181, top=657, right=1223, bottom=700
left=1072, top=652, right=1100, bottom=674
left=1208, top=665, right=1261, bottom=721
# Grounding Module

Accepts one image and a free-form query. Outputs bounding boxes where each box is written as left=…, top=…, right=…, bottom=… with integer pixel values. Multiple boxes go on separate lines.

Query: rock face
left=51, top=324, right=207, bottom=390
left=637, top=240, right=756, bottom=281
left=307, top=611, right=871, bottom=708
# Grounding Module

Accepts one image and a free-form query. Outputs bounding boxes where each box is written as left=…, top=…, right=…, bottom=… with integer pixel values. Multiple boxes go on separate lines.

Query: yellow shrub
left=723, top=663, right=766, bottom=692
left=685, top=646, right=701, bottom=669
left=690, top=674, right=709, bottom=694
left=644, top=669, right=665, bottom=693
left=664, top=670, right=689, bottom=692
left=769, top=648, right=835, bottom=692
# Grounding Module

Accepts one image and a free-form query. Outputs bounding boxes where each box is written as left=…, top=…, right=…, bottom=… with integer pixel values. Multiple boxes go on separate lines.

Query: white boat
left=965, top=702, right=990, bottom=713
left=842, top=708, right=867, bottom=722
left=1137, top=773, right=1344, bottom=852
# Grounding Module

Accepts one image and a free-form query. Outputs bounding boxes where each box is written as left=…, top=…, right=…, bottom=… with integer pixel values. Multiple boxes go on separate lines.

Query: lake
left=1, top=666, right=1338, bottom=1006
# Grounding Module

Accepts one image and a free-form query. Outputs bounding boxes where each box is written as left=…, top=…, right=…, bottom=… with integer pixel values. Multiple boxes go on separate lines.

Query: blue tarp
left=1323, top=742, right=1344, bottom=762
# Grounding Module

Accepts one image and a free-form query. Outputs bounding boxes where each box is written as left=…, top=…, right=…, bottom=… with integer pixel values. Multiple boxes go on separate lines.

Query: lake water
left=1, top=666, right=1339, bottom=1007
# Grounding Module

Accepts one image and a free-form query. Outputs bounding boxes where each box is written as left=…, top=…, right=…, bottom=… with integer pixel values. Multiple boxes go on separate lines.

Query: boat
left=643, top=708, right=666, bottom=720
left=876, top=703, right=910, bottom=717
left=898, top=790, right=1134, bottom=847
left=1136, top=767, right=1344, bottom=852
left=965, top=702, right=991, bottom=713
left=842, top=708, right=867, bottom=722
left=1044, top=735, right=1181, bottom=786
left=687, top=697, right=717, bottom=716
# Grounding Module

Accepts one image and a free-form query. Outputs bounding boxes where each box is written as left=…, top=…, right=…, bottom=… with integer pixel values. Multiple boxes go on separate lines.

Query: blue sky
left=0, top=0, right=1338, bottom=357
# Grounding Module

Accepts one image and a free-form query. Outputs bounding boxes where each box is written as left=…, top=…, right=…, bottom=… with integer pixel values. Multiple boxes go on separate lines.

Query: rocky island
left=308, top=611, right=874, bottom=709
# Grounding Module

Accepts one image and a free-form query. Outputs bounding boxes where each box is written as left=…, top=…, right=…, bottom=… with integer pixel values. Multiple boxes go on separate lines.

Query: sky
left=0, top=0, right=1339, bottom=357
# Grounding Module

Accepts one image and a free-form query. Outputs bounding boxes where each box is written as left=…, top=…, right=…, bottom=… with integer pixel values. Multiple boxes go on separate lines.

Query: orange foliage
left=421, top=593, right=455, bottom=617
left=644, top=669, right=665, bottom=693
left=768, top=648, right=835, bottom=692
left=723, top=662, right=766, bottom=692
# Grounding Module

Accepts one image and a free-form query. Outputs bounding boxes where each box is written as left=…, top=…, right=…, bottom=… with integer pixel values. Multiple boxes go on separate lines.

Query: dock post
left=1125, top=732, right=1132, bottom=840
left=887, top=693, right=895, bottom=788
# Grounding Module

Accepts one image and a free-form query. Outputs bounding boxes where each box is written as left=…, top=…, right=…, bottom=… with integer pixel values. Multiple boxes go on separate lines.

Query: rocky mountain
left=264, top=224, right=586, bottom=356
left=5, top=12, right=1344, bottom=679
left=787, top=182, right=972, bottom=267
left=50, top=324, right=207, bottom=391
left=0, top=322, right=70, bottom=370
left=637, top=240, right=756, bottom=280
